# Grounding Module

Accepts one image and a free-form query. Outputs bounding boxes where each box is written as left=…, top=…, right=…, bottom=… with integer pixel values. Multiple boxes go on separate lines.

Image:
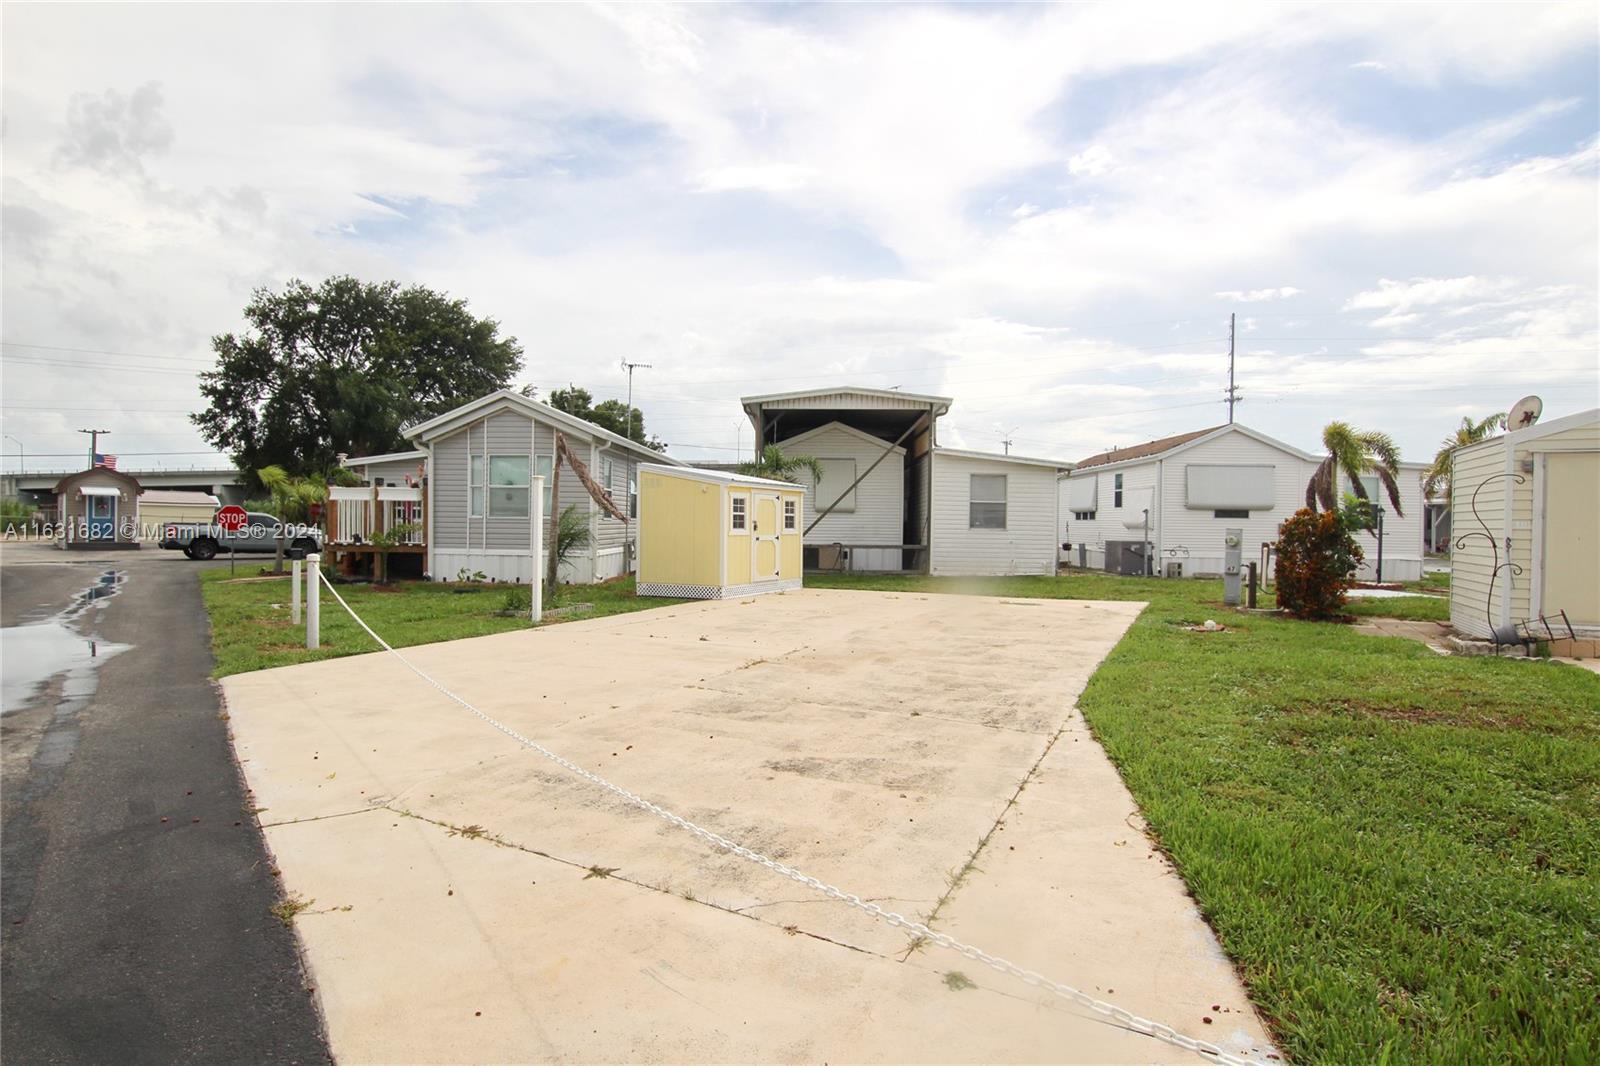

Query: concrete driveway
left=224, top=588, right=1274, bottom=1064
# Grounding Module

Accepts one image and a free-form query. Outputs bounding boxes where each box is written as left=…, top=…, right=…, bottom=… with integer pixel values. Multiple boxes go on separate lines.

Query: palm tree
left=257, top=465, right=335, bottom=573
left=1305, top=421, right=1404, bottom=528
left=1423, top=413, right=1505, bottom=500
left=737, top=444, right=824, bottom=485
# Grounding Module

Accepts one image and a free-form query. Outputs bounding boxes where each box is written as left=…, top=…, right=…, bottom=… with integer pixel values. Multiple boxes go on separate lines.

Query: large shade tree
left=194, top=276, right=522, bottom=487
left=534, top=384, right=667, bottom=451
left=1423, top=413, right=1505, bottom=500
left=1305, top=420, right=1404, bottom=529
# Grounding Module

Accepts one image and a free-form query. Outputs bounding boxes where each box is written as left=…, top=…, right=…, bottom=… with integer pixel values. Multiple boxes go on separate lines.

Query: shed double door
left=750, top=492, right=780, bottom=580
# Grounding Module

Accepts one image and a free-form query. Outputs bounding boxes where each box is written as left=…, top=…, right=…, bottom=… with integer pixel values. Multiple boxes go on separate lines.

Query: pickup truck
left=160, top=512, right=321, bottom=561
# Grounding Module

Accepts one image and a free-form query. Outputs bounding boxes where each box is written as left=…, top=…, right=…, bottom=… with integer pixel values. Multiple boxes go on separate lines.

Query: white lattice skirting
left=637, top=578, right=802, bottom=600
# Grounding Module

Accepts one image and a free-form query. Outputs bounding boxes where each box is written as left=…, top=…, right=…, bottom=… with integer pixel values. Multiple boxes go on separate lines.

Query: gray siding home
left=401, top=390, right=682, bottom=584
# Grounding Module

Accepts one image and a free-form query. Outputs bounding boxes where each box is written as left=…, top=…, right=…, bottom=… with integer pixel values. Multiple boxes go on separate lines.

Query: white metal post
left=306, top=553, right=321, bottom=649
left=291, top=558, right=302, bottom=624
left=530, top=476, right=544, bottom=623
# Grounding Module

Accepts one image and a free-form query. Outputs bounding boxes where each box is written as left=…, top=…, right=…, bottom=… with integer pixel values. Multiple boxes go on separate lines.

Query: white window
left=1113, top=472, right=1124, bottom=508
left=814, top=457, right=857, bottom=513
left=629, top=477, right=637, bottom=519
left=534, top=454, right=554, bottom=516
left=469, top=454, right=484, bottom=517
left=602, top=457, right=614, bottom=486
left=783, top=498, right=797, bottom=531
left=489, top=455, right=531, bottom=517
left=969, top=474, right=1007, bottom=529
left=730, top=493, right=748, bottom=533
left=1072, top=510, right=1096, bottom=521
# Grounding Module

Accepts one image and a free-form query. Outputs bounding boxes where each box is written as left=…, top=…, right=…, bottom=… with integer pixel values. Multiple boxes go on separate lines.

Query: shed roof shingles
left=1074, top=426, right=1225, bottom=470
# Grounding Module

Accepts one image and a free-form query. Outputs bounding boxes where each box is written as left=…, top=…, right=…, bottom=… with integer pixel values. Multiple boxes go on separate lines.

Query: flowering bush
left=1274, top=506, right=1364, bottom=620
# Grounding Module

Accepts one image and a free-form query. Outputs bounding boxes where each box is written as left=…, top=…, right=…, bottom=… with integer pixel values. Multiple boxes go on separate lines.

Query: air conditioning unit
left=1104, top=540, right=1149, bottom=576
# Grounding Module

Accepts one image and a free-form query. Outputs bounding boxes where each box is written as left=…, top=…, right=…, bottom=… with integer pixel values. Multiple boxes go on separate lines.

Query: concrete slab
left=224, top=588, right=1277, bottom=1063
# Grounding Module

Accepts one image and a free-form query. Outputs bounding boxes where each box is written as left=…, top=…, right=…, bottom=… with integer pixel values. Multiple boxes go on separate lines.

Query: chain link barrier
left=316, top=571, right=1258, bottom=1066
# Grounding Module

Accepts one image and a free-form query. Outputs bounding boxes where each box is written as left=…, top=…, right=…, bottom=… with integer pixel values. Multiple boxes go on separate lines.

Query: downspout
left=1155, top=457, right=1164, bottom=576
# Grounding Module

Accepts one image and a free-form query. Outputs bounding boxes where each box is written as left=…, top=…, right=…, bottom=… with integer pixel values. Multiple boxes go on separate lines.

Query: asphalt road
left=1, top=543, right=329, bottom=1064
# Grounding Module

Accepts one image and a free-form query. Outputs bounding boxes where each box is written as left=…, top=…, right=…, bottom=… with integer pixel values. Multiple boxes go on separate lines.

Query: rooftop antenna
left=1225, top=312, right=1240, bottom=423
left=998, top=425, right=1019, bottom=455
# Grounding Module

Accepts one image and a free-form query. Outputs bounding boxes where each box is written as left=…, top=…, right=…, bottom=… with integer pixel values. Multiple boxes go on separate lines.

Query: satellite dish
left=1508, top=395, right=1543, bottom=431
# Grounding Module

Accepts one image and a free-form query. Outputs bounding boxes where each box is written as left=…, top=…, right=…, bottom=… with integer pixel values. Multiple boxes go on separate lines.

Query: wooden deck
left=324, top=483, right=426, bottom=579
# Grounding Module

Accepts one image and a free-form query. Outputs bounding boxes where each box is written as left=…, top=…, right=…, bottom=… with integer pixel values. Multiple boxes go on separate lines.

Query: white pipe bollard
left=291, top=558, right=302, bottom=625
left=306, top=553, right=321, bottom=649
left=530, top=475, right=544, bottom=623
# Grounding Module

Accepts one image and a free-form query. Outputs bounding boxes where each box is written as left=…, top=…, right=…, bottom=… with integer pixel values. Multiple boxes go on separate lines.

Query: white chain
left=316, top=573, right=1258, bottom=1066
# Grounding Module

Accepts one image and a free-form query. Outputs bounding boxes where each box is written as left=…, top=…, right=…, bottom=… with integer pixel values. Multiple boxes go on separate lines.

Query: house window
left=629, top=477, right=637, bottom=519
left=489, top=455, right=531, bottom=517
left=1113, top=473, right=1124, bottom=508
left=969, top=474, right=1007, bottom=529
left=533, top=454, right=554, bottom=516
left=469, top=455, right=484, bottom=517
left=1214, top=509, right=1250, bottom=519
left=730, top=494, right=748, bottom=533
left=602, top=457, right=614, bottom=485
left=1072, top=510, right=1097, bottom=521
left=783, top=498, right=797, bottom=531
left=814, top=457, right=857, bottom=513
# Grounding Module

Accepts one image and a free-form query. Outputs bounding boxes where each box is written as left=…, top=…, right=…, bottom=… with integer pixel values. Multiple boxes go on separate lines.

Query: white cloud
left=0, top=2, right=1595, bottom=470
left=1216, top=287, right=1302, bottom=303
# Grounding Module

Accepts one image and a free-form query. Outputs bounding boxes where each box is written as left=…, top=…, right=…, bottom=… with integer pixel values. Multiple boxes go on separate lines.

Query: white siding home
left=1448, top=408, right=1599, bottom=640
left=339, top=449, right=427, bottom=486
left=741, top=386, right=1069, bottom=575
left=400, top=390, right=682, bottom=585
left=1058, top=423, right=1428, bottom=581
left=930, top=449, right=1065, bottom=576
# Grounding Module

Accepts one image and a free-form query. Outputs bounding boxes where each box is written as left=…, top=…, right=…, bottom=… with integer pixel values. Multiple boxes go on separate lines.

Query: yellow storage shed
left=637, top=464, right=805, bottom=599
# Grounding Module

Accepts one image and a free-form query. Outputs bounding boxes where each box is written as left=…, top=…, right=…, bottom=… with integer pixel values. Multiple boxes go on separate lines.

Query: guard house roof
left=741, top=386, right=953, bottom=448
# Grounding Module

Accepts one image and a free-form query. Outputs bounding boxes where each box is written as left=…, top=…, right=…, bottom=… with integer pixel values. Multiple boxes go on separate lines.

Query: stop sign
left=216, top=505, right=248, bottom=532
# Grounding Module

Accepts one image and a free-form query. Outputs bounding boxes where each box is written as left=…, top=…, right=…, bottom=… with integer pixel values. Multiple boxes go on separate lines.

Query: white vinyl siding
left=784, top=423, right=904, bottom=547
left=1450, top=415, right=1600, bottom=637
left=931, top=453, right=1057, bottom=575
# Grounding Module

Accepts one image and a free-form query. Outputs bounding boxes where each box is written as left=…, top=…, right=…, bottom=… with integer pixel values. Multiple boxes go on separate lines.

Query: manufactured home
left=327, top=390, right=682, bottom=584
left=742, top=387, right=1069, bottom=576
left=1448, top=407, right=1599, bottom=641
left=1058, top=423, right=1427, bottom=582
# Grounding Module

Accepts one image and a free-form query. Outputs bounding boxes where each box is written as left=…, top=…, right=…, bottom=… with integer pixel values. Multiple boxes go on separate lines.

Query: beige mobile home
left=1448, top=407, right=1599, bottom=641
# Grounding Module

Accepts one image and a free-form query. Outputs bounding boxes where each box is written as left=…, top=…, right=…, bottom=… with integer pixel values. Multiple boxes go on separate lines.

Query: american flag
left=94, top=453, right=118, bottom=470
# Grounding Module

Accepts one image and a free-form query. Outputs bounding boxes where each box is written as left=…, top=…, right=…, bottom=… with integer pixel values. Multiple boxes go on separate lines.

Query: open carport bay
left=223, top=588, right=1274, bottom=1063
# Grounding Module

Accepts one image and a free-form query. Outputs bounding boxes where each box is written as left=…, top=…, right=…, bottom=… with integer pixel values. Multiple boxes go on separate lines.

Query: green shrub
left=1274, top=506, right=1363, bottom=619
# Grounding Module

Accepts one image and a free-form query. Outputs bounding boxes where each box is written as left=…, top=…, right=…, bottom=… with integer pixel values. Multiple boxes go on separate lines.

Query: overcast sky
left=3, top=2, right=1596, bottom=474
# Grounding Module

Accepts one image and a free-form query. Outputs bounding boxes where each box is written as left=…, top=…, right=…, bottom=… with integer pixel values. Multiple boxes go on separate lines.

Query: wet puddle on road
left=1, top=569, right=133, bottom=717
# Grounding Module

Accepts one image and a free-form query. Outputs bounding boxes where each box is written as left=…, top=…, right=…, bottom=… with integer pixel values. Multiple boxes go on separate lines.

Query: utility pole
left=4, top=434, right=23, bottom=476
left=1225, top=313, right=1239, bottom=423
left=78, top=428, right=109, bottom=468
left=619, top=359, right=652, bottom=572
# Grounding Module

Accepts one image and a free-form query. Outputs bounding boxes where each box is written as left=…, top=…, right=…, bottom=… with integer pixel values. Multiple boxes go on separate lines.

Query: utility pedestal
left=1222, top=528, right=1243, bottom=606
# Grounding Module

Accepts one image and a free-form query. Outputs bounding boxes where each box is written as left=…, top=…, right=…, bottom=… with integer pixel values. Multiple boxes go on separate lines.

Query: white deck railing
left=327, top=484, right=424, bottom=545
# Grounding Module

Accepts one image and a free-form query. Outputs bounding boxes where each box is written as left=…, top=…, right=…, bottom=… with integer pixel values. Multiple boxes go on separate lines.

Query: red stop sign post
left=216, top=505, right=248, bottom=532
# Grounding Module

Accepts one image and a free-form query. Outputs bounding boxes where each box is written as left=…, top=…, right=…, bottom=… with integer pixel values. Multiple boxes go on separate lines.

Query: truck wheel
left=189, top=538, right=218, bottom=561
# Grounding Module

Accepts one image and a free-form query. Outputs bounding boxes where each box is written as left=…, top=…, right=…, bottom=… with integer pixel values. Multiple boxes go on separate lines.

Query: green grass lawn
left=200, top=569, right=680, bottom=677
left=808, top=571, right=1599, bottom=1065
left=1343, top=594, right=1451, bottom=622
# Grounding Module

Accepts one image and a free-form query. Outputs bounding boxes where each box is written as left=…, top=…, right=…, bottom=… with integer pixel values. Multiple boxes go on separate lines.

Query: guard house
left=742, top=387, right=950, bottom=573
left=54, top=467, right=143, bottom=550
